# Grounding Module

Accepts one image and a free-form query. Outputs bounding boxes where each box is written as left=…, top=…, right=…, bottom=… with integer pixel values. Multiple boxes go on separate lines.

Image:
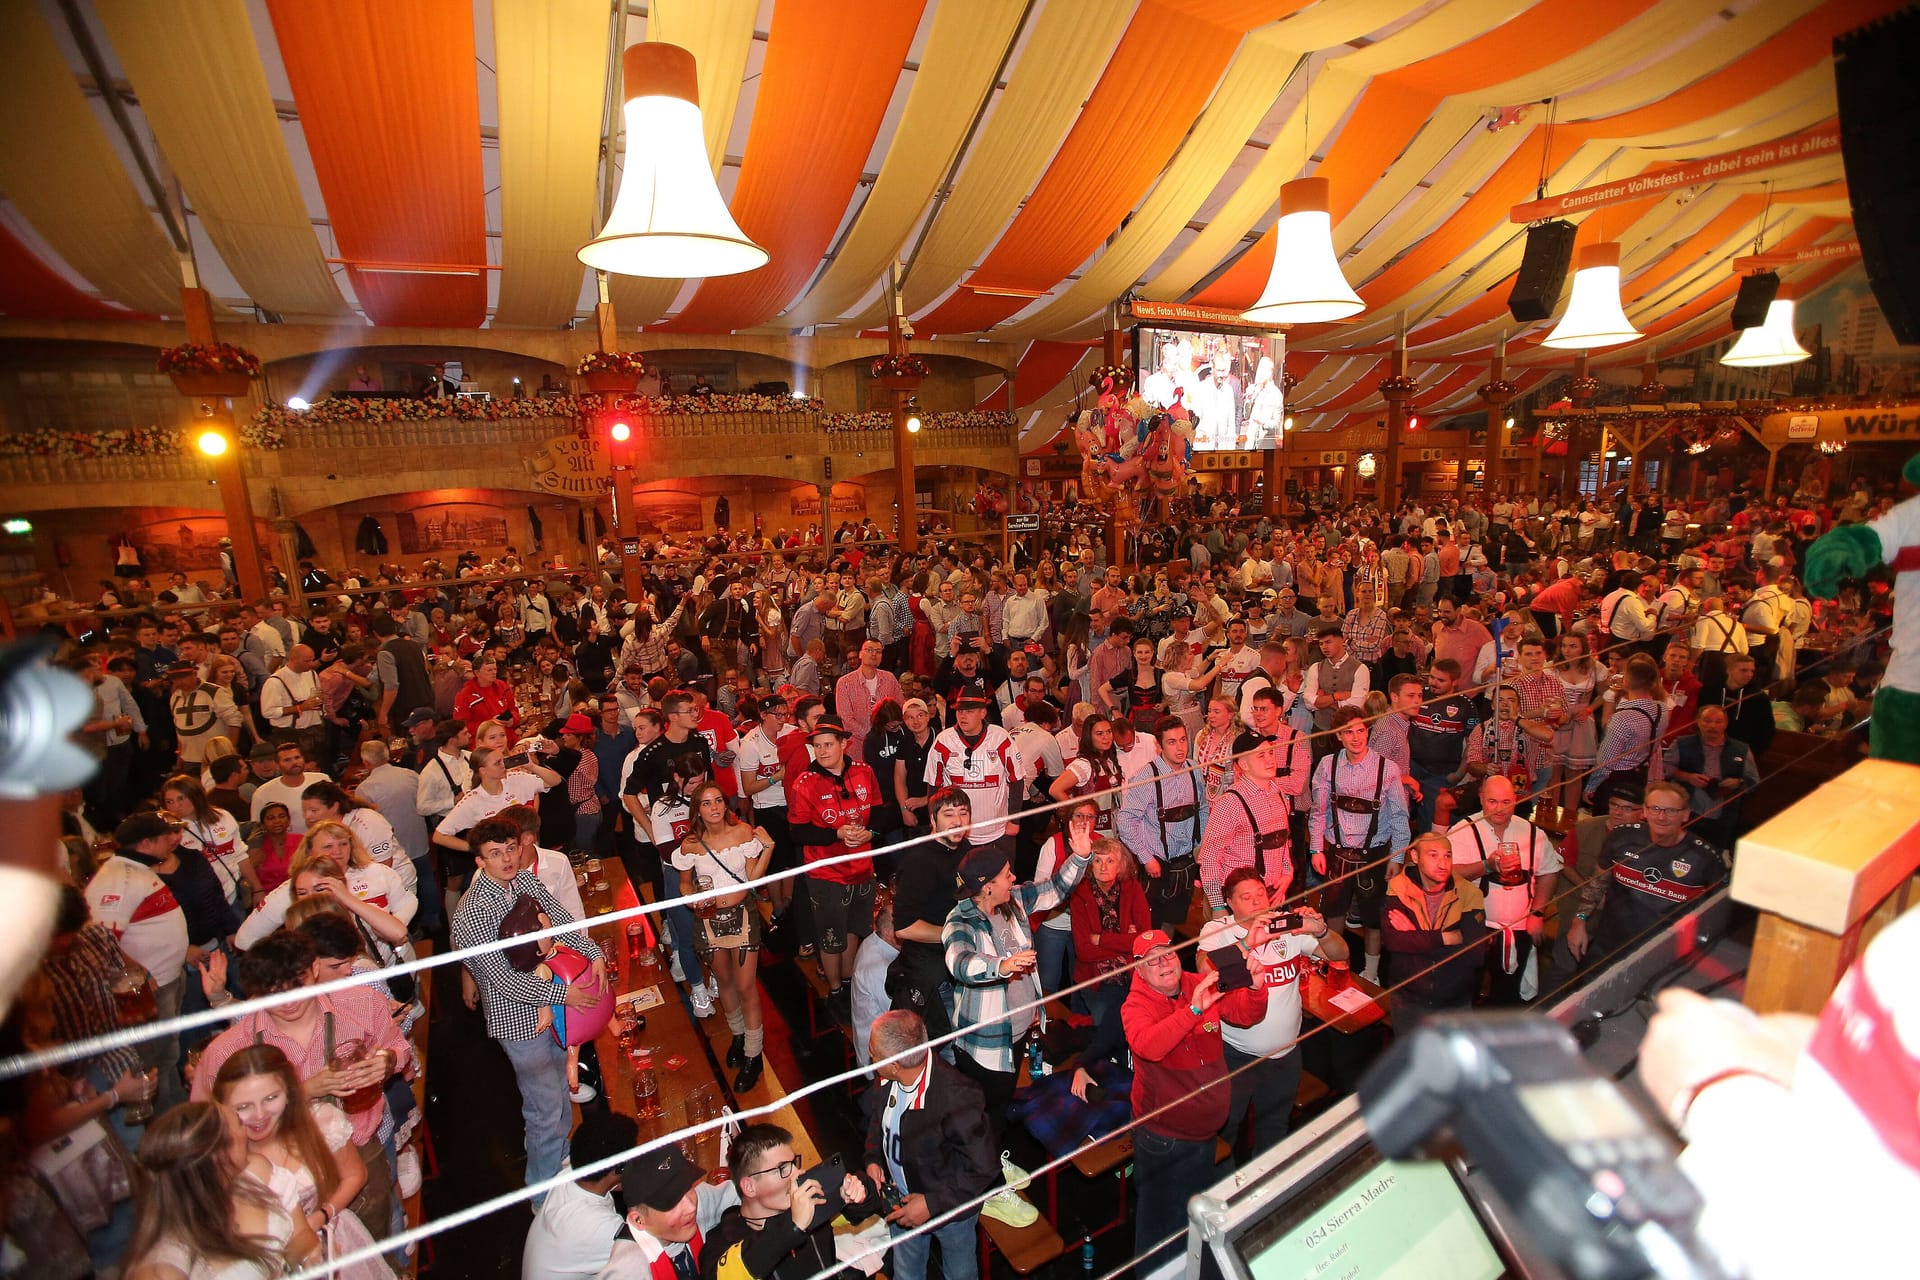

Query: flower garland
left=156, top=342, right=262, bottom=377
left=0, top=420, right=290, bottom=459
left=251, top=391, right=824, bottom=431
left=869, top=353, right=931, bottom=379
left=821, top=410, right=1016, bottom=434
left=574, top=350, right=648, bottom=377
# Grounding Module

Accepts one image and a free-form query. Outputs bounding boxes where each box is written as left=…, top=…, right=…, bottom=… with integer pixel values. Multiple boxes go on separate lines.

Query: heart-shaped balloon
left=543, top=946, right=615, bottom=1047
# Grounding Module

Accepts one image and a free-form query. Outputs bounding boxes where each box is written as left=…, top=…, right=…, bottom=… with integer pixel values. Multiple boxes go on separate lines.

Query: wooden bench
left=980, top=1197, right=1067, bottom=1276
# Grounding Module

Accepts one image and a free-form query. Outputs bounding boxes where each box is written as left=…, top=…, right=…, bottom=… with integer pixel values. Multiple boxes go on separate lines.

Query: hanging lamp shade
left=1720, top=297, right=1810, bottom=367
left=1540, top=243, right=1639, bottom=349
left=1242, top=178, right=1364, bottom=325
left=577, top=43, right=767, bottom=279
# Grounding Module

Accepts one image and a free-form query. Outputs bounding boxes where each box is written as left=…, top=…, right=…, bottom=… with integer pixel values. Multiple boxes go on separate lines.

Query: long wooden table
left=581, top=866, right=818, bottom=1171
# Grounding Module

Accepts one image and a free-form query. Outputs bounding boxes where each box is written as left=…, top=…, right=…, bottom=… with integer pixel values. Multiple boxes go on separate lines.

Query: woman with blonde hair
left=206, top=653, right=264, bottom=749
left=212, top=1045, right=395, bottom=1280
left=124, top=1101, right=316, bottom=1280
left=1194, top=694, right=1242, bottom=801
left=232, top=822, right=413, bottom=950
left=198, top=736, right=238, bottom=792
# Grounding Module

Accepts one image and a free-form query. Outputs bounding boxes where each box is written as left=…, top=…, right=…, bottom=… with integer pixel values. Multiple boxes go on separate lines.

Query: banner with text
left=1510, top=123, right=1841, bottom=223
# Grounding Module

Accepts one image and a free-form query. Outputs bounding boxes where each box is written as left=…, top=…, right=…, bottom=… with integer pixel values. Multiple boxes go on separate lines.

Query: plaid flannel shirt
left=1009, top=1058, right=1134, bottom=1159
left=942, top=850, right=1090, bottom=1072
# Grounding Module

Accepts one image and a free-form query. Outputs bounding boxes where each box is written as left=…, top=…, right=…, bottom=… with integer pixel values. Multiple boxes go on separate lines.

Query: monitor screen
left=1235, top=1153, right=1508, bottom=1280
left=1134, top=325, right=1285, bottom=450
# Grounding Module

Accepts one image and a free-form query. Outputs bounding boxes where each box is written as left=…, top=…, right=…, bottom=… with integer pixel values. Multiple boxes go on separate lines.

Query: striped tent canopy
left=0, top=0, right=1886, bottom=431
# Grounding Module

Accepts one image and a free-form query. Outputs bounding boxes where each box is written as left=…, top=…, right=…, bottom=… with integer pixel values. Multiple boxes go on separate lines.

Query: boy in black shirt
left=702, top=1124, right=877, bottom=1280
left=886, top=787, right=973, bottom=1039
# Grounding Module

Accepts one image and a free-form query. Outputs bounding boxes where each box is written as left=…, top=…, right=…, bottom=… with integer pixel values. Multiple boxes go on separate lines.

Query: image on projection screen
left=1135, top=326, right=1285, bottom=451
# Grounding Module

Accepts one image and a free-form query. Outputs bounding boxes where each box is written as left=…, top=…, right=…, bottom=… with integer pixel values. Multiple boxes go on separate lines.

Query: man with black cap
left=924, top=692, right=1018, bottom=858
left=167, top=660, right=242, bottom=768
left=1122, top=929, right=1268, bottom=1274
left=942, top=834, right=1090, bottom=1154
left=393, top=705, right=439, bottom=773
left=598, top=1145, right=739, bottom=1280
left=785, top=713, right=883, bottom=1017
left=936, top=645, right=1004, bottom=727
left=521, top=1111, right=638, bottom=1280
left=1198, top=689, right=1310, bottom=912
left=85, top=813, right=192, bottom=1110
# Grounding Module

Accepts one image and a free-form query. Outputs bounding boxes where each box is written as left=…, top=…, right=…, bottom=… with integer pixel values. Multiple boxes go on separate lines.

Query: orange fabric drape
left=978, top=341, right=1099, bottom=410
left=1157, top=0, right=1321, bottom=25
left=915, top=1, right=1243, bottom=335
left=665, top=0, right=926, bottom=332
left=0, top=222, right=149, bottom=321
left=1408, top=279, right=1520, bottom=348
left=1196, top=0, right=1661, bottom=310
left=265, top=0, right=487, bottom=327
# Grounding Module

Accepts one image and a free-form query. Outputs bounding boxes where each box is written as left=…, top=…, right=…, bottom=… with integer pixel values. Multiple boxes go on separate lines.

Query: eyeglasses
left=746, top=1158, right=800, bottom=1181
left=1644, top=805, right=1688, bottom=816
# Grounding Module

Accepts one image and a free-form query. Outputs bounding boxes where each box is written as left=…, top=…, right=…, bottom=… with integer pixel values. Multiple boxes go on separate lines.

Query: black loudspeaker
left=1507, top=220, right=1577, bottom=323
left=1836, top=8, right=1920, bottom=345
left=1731, top=271, right=1780, bottom=330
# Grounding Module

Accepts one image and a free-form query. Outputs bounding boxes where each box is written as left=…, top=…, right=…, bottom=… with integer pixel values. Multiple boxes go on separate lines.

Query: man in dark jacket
left=863, top=1011, right=999, bottom=1280
left=1121, top=930, right=1268, bottom=1274
left=1382, top=833, right=1489, bottom=1031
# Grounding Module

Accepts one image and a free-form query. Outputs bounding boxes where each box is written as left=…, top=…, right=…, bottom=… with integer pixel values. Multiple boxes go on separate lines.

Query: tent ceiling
left=0, top=0, right=1887, bottom=430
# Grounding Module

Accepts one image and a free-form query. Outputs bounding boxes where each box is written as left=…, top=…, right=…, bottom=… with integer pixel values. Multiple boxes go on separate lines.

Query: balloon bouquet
left=1070, top=369, right=1197, bottom=522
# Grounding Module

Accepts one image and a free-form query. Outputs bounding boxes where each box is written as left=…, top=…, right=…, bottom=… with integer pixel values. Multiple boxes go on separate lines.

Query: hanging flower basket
left=158, top=342, right=261, bottom=399
left=583, top=369, right=642, bottom=394
left=870, top=354, right=930, bottom=384
left=576, top=350, right=647, bottom=394
left=170, top=371, right=254, bottom=399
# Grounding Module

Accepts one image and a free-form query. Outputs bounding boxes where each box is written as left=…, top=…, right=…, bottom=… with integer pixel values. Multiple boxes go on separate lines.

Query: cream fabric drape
left=605, top=0, right=759, bottom=328
left=874, top=0, right=1136, bottom=328
left=780, top=0, right=1025, bottom=328
left=0, top=0, right=185, bottom=315
left=492, top=0, right=607, bottom=327
left=996, top=30, right=1299, bottom=341
left=97, top=0, right=346, bottom=320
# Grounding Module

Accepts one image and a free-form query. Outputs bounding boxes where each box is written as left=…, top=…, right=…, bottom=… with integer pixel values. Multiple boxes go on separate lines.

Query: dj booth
left=1183, top=891, right=1738, bottom=1280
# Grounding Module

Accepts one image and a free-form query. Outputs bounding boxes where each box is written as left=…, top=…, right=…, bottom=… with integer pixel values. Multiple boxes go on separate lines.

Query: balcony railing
left=0, top=405, right=1020, bottom=490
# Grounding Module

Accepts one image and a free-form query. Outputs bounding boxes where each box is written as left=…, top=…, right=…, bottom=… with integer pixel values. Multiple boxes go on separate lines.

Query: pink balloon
left=543, top=946, right=615, bottom=1047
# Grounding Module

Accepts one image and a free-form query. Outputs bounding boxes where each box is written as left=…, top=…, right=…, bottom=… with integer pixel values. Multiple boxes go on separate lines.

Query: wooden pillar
left=201, top=412, right=267, bottom=603
left=885, top=264, right=920, bottom=553
left=1734, top=759, right=1920, bottom=1015
left=177, top=284, right=268, bottom=601
left=1478, top=331, right=1515, bottom=497
left=1763, top=445, right=1782, bottom=499
left=590, top=272, right=646, bottom=591
left=1263, top=448, right=1283, bottom=518
left=1562, top=352, right=1599, bottom=496
left=1340, top=460, right=1358, bottom=505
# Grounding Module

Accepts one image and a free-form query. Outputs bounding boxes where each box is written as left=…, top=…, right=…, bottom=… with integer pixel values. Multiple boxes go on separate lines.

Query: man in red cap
left=1122, top=930, right=1267, bottom=1274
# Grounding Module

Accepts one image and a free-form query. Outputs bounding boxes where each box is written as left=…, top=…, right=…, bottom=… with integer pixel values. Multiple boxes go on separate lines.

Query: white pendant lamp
left=1242, top=177, right=1364, bottom=324
left=1540, top=243, right=1640, bottom=349
left=578, top=43, right=767, bottom=279
left=1720, top=297, right=1810, bottom=367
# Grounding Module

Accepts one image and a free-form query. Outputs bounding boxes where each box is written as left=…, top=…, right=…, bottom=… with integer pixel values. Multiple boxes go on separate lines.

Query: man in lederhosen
left=1309, top=706, right=1412, bottom=986
left=1198, top=694, right=1309, bottom=918
left=1117, top=715, right=1209, bottom=934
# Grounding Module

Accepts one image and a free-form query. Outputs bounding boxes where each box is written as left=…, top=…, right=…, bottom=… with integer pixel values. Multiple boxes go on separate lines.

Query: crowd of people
left=12, top=468, right=1901, bottom=1280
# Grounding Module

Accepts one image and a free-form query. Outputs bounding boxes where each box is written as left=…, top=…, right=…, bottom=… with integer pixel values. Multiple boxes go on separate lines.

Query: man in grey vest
left=1300, top=625, right=1370, bottom=759
left=372, top=612, right=434, bottom=735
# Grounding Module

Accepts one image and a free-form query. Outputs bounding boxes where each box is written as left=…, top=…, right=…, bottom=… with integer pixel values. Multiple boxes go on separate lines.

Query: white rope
left=303, top=657, right=1861, bottom=1278
left=5, top=609, right=1817, bottom=1080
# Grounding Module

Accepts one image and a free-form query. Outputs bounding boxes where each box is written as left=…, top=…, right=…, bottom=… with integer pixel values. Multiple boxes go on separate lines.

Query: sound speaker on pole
left=1507, top=220, right=1577, bottom=323
left=1731, top=271, right=1780, bottom=331
left=1835, top=8, right=1920, bottom=344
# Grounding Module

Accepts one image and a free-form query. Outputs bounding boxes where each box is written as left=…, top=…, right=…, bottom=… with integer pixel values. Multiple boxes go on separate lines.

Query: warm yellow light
left=1504, top=416, right=1516, bottom=430
left=1541, top=243, right=1640, bottom=349
left=196, top=429, right=230, bottom=457
left=609, top=421, right=632, bottom=442
left=1243, top=178, right=1364, bottom=324
left=907, top=414, right=922, bottom=434
left=1720, top=298, right=1811, bottom=368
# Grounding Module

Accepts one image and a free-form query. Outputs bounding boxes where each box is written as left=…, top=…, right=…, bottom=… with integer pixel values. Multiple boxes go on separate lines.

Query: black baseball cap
left=622, top=1144, right=705, bottom=1212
